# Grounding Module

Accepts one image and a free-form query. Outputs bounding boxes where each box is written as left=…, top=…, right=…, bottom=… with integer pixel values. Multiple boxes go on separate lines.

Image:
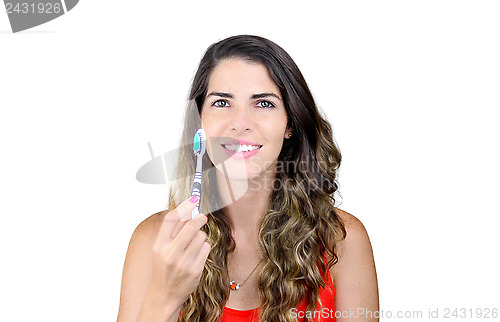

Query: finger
left=181, top=230, right=208, bottom=263
left=154, top=197, right=197, bottom=249
left=192, top=241, right=211, bottom=270
left=170, top=213, right=207, bottom=253
left=171, top=220, right=185, bottom=239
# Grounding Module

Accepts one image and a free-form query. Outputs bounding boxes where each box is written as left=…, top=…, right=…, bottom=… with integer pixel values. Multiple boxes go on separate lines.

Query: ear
left=284, top=127, right=292, bottom=139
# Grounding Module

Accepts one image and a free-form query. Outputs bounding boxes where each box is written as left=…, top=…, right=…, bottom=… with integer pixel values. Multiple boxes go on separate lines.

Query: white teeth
left=223, top=144, right=262, bottom=152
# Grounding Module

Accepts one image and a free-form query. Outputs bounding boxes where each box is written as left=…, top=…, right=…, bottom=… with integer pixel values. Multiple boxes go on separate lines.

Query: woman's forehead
left=206, top=59, right=280, bottom=96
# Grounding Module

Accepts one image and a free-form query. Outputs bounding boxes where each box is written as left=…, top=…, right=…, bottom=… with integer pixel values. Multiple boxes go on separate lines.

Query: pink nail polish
left=189, top=195, right=199, bottom=204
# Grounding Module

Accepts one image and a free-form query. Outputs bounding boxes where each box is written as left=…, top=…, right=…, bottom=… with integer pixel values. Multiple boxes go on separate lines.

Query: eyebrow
left=206, top=92, right=282, bottom=100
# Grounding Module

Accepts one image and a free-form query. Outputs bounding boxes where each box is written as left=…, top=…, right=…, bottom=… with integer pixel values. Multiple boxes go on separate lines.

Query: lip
left=221, top=139, right=262, bottom=146
left=221, top=140, right=263, bottom=160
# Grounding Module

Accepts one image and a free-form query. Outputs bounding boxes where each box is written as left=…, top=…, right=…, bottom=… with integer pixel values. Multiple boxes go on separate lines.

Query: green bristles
left=193, top=132, right=200, bottom=152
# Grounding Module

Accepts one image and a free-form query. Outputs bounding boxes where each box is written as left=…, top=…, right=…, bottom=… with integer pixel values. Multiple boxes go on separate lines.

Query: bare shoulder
left=331, top=207, right=375, bottom=270
left=129, top=209, right=174, bottom=249
left=330, top=208, right=379, bottom=319
left=116, top=210, right=168, bottom=322
left=334, top=207, right=370, bottom=246
left=135, top=210, right=168, bottom=239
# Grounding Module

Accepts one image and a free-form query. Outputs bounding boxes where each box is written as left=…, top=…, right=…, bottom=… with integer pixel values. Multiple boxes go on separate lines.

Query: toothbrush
left=191, top=128, right=207, bottom=219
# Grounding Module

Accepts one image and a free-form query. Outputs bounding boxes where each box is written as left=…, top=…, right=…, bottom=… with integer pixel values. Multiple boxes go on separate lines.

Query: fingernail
left=189, top=195, right=199, bottom=204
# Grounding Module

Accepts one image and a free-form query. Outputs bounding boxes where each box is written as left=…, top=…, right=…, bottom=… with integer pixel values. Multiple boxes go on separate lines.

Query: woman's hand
left=148, top=196, right=211, bottom=312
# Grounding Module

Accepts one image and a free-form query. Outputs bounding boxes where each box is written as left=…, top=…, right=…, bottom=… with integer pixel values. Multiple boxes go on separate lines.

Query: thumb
left=174, top=196, right=199, bottom=222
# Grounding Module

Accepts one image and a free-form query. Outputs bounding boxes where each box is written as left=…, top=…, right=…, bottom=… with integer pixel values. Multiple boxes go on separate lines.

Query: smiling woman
left=201, top=58, right=291, bottom=182
left=117, top=35, right=379, bottom=322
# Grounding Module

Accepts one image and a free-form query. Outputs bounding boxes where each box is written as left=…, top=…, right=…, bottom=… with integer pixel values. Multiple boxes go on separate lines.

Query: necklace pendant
left=229, top=280, right=240, bottom=290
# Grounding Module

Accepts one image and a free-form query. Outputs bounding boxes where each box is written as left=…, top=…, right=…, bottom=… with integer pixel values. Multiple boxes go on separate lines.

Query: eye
left=212, top=100, right=229, bottom=108
left=256, top=100, right=275, bottom=109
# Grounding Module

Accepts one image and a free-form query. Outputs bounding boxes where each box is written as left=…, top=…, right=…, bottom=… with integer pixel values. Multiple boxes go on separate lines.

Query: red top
left=220, top=252, right=335, bottom=321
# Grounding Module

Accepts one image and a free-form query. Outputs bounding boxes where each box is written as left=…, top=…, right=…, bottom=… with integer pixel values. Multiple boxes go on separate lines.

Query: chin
left=215, top=164, right=257, bottom=181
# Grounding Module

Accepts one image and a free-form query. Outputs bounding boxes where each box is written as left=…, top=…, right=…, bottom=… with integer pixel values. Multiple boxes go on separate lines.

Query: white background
left=1, top=1, right=499, bottom=321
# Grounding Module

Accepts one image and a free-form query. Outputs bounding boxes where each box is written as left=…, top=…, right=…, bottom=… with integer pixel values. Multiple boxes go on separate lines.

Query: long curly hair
left=166, top=35, right=346, bottom=321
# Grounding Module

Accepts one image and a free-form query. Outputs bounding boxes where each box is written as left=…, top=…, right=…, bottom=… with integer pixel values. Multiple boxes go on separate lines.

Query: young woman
left=118, top=35, right=379, bottom=322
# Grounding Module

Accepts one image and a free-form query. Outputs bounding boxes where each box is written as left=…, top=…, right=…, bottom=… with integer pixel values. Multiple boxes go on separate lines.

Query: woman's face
left=201, top=58, right=291, bottom=181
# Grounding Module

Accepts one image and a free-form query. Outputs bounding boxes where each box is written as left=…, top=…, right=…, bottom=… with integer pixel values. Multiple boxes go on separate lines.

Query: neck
left=215, top=167, right=276, bottom=241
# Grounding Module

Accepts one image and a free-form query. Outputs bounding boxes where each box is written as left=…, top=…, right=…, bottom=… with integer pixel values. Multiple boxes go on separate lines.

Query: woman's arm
left=331, top=209, right=379, bottom=321
left=117, top=213, right=181, bottom=322
left=117, top=198, right=210, bottom=322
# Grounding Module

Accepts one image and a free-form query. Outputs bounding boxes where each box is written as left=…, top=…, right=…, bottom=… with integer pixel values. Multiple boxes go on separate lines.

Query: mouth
left=220, top=142, right=263, bottom=159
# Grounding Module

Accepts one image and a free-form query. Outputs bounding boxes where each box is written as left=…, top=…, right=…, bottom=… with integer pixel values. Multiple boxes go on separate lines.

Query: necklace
left=229, top=258, right=264, bottom=290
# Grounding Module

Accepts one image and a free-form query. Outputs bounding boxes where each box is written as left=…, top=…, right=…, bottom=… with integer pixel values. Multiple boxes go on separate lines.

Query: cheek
left=204, top=131, right=216, bottom=162
left=200, top=110, right=218, bottom=133
left=265, top=121, right=287, bottom=143
left=200, top=118, right=221, bottom=164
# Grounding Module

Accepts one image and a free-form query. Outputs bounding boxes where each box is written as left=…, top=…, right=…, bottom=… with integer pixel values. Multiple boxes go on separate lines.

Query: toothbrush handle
left=191, top=154, right=203, bottom=219
left=191, top=179, right=201, bottom=219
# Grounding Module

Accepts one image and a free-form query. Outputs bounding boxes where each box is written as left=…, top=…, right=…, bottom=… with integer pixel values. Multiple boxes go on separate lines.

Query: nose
left=229, top=105, right=256, bottom=133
